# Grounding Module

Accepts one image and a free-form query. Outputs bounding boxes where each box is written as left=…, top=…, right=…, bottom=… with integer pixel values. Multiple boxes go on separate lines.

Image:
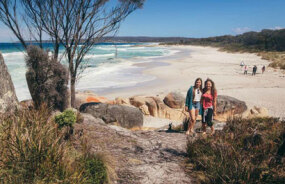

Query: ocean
left=1, top=42, right=176, bottom=101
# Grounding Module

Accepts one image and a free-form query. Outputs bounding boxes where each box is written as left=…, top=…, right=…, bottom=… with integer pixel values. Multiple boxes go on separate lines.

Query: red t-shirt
left=202, top=92, right=217, bottom=109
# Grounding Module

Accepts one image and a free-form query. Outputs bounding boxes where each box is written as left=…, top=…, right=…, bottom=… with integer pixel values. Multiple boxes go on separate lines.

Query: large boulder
left=216, top=95, right=247, bottom=121
left=79, top=103, right=143, bottom=129
left=75, top=90, right=112, bottom=109
left=129, top=96, right=186, bottom=121
left=217, top=95, right=247, bottom=114
left=163, top=92, right=185, bottom=109
left=0, top=53, right=18, bottom=113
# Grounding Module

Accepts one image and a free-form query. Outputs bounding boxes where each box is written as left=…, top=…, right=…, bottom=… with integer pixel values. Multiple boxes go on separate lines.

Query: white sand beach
left=101, top=45, right=285, bottom=118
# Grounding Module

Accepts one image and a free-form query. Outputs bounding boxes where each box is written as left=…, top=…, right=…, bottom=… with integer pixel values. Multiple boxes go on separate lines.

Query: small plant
left=80, top=154, right=108, bottom=184
left=55, top=109, right=77, bottom=128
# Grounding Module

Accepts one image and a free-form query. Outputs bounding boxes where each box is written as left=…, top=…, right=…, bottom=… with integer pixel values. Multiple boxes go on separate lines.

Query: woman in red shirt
left=201, top=78, right=217, bottom=135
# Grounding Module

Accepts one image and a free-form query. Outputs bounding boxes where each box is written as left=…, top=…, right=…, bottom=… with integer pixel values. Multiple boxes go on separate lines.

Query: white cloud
left=232, top=27, right=251, bottom=35
left=271, top=26, right=283, bottom=30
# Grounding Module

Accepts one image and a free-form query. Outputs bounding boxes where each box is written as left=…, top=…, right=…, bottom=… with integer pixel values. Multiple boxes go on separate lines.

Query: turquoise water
left=1, top=43, right=173, bottom=100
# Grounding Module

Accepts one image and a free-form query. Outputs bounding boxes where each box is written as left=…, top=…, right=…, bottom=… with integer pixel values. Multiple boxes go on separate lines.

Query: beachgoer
left=252, top=65, right=257, bottom=76
left=185, top=78, right=203, bottom=135
left=240, top=61, right=245, bottom=67
left=244, top=65, right=248, bottom=75
left=262, top=65, right=265, bottom=74
left=201, top=78, right=217, bottom=135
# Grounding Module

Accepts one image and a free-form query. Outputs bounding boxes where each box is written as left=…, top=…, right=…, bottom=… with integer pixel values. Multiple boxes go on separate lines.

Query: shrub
left=0, top=106, right=82, bottom=183
left=26, top=45, right=69, bottom=111
left=80, top=154, right=108, bottom=184
left=55, top=109, right=77, bottom=128
left=0, top=106, right=109, bottom=184
left=186, top=117, right=285, bottom=184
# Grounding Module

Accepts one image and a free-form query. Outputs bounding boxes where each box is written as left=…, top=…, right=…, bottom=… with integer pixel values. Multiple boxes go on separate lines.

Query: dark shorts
left=202, top=108, right=213, bottom=127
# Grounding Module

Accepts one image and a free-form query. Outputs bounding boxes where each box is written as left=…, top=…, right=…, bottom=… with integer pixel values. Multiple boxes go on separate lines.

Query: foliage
left=168, top=29, right=285, bottom=52
left=80, top=154, right=108, bottom=184
left=26, top=46, right=69, bottom=111
left=0, top=106, right=81, bottom=183
left=55, top=109, right=77, bottom=129
left=186, top=117, right=285, bottom=184
left=0, top=106, right=109, bottom=184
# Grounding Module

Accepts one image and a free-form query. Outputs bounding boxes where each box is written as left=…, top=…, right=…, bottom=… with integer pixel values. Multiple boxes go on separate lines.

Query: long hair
left=194, top=78, right=203, bottom=91
left=203, top=78, right=217, bottom=97
left=192, top=78, right=203, bottom=100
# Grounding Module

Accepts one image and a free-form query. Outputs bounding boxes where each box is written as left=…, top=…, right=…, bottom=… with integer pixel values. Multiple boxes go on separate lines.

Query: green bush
left=55, top=109, right=77, bottom=128
left=186, top=117, right=285, bottom=184
left=80, top=154, right=108, bottom=184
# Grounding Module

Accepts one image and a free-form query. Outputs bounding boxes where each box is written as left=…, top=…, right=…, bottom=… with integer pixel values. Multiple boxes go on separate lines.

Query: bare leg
left=210, top=126, right=215, bottom=135
left=187, top=109, right=196, bottom=134
left=192, top=109, right=199, bottom=132
left=190, top=109, right=196, bottom=132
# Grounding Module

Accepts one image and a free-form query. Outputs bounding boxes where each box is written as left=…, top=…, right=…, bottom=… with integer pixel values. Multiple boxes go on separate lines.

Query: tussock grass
left=186, top=117, right=285, bottom=184
left=0, top=106, right=109, bottom=183
left=258, top=52, right=285, bottom=70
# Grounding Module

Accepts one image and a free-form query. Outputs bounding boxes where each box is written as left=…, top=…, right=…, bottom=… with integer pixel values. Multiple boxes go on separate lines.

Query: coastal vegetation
left=26, top=46, right=69, bottom=111
left=164, top=29, right=285, bottom=70
left=0, top=105, right=110, bottom=183
left=186, top=117, right=285, bottom=183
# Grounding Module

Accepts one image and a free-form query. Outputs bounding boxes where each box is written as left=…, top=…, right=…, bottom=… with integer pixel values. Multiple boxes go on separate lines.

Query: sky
left=0, top=0, right=285, bottom=42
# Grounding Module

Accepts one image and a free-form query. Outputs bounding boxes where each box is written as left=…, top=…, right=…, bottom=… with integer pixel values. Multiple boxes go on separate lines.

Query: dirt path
left=73, top=114, right=193, bottom=184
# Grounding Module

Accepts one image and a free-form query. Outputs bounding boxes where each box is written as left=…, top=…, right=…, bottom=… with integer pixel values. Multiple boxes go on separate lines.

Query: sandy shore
left=100, top=45, right=285, bottom=119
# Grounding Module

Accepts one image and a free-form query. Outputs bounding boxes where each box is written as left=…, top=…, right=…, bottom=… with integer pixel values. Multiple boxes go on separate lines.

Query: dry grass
left=186, top=117, right=285, bottom=184
left=258, top=52, right=285, bottom=70
left=0, top=106, right=109, bottom=183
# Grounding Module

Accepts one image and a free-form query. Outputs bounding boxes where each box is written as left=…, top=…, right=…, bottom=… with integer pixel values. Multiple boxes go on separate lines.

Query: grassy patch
left=258, top=52, right=285, bottom=70
left=186, top=117, right=285, bottom=184
left=0, top=106, right=109, bottom=184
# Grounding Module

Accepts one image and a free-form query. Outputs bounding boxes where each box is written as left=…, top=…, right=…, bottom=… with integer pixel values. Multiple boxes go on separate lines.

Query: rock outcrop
left=79, top=103, right=143, bottom=128
left=129, top=96, right=186, bottom=121
left=163, top=92, right=185, bottom=109
left=242, top=106, right=269, bottom=118
left=72, top=113, right=192, bottom=184
left=115, top=94, right=249, bottom=122
left=0, top=53, right=18, bottom=113
left=75, top=90, right=112, bottom=109
left=215, top=95, right=247, bottom=121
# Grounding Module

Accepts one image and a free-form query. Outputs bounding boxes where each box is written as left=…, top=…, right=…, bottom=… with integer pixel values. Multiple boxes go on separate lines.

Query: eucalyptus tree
left=0, top=0, right=145, bottom=107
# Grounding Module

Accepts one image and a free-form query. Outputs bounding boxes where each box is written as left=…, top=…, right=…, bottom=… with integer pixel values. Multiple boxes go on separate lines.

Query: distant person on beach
left=201, top=78, right=217, bottom=135
left=262, top=65, right=265, bottom=74
left=244, top=65, right=248, bottom=75
left=185, top=78, right=203, bottom=135
left=240, top=61, right=245, bottom=67
left=252, top=65, right=257, bottom=76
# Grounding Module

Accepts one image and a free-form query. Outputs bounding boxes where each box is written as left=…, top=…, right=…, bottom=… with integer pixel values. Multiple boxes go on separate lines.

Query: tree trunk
left=70, top=76, right=76, bottom=108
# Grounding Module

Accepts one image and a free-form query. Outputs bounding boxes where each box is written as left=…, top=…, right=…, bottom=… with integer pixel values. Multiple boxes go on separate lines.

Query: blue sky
left=118, top=0, right=285, bottom=37
left=0, top=0, right=285, bottom=42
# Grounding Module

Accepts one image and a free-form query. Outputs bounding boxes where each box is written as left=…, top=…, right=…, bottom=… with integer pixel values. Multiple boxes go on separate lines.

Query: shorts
left=202, top=107, right=213, bottom=127
left=190, top=102, right=200, bottom=110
